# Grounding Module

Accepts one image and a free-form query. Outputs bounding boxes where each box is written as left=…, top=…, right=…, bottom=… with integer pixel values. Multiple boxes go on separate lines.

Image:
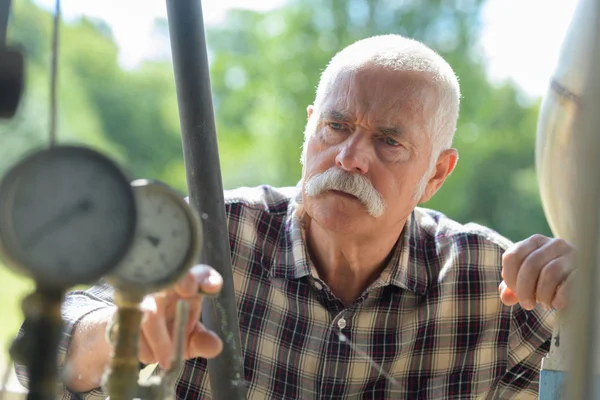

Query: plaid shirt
left=15, top=184, right=555, bottom=399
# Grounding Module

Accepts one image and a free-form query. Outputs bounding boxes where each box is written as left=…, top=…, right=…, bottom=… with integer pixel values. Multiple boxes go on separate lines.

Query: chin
left=306, top=197, right=375, bottom=233
left=317, top=216, right=364, bottom=233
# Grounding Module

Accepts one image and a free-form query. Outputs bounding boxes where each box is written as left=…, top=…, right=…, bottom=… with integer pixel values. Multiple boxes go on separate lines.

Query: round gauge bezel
left=105, top=179, right=202, bottom=294
left=0, top=145, right=137, bottom=290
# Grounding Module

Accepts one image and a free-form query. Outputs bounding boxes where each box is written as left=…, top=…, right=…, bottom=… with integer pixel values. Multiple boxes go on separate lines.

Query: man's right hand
left=137, top=264, right=224, bottom=369
left=65, top=264, right=224, bottom=393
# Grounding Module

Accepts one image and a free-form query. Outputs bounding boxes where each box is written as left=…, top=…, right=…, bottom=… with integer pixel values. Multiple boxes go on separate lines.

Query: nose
left=334, top=134, right=371, bottom=175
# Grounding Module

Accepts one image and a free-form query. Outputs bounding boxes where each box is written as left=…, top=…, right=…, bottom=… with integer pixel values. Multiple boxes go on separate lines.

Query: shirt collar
left=381, top=211, right=430, bottom=294
left=271, top=184, right=431, bottom=295
left=271, top=183, right=313, bottom=280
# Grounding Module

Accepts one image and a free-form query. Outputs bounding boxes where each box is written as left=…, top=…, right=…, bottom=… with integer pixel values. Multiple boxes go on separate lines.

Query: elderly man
left=16, top=34, right=574, bottom=399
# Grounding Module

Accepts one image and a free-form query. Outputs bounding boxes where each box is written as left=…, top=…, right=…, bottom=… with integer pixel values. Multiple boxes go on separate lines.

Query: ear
left=418, top=148, right=459, bottom=203
left=307, top=105, right=314, bottom=119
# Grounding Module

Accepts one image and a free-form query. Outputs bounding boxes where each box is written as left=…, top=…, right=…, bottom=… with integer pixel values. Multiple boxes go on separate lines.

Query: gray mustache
left=304, top=168, right=386, bottom=217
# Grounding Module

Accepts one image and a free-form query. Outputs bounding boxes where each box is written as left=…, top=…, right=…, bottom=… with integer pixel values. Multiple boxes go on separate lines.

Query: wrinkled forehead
left=319, top=66, right=438, bottom=126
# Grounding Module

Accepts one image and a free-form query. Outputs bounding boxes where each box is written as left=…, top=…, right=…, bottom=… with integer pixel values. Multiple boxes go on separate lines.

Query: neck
left=305, top=217, right=407, bottom=306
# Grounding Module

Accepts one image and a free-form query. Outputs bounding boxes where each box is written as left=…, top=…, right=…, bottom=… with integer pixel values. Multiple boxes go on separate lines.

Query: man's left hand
left=499, top=234, right=576, bottom=311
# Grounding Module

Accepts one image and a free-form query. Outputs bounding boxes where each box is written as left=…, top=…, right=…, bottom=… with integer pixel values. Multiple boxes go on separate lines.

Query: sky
left=32, top=0, right=579, bottom=100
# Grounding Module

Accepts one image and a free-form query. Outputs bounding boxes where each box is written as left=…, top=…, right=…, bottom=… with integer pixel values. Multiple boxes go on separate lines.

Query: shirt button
left=337, top=318, right=347, bottom=330
left=314, top=281, right=323, bottom=290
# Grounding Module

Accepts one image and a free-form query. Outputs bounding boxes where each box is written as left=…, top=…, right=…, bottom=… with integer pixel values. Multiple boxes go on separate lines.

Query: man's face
left=301, top=66, right=445, bottom=234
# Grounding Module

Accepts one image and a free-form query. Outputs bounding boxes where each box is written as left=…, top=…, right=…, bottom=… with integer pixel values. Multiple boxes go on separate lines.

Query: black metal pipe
left=0, top=0, right=24, bottom=119
left=165, top=1, right=246, bottom=399
left=0, top=0, right=11, bottom=45
left=10, top=289, right=64, bottom=400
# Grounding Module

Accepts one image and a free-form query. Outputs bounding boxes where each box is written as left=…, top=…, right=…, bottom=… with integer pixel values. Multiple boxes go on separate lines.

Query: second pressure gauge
left=107, top=179, right=201, bottom=294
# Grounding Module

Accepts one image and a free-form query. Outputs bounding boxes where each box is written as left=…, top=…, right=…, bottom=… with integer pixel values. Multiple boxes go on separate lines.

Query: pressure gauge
left=0, top=145, right=137, bottom=289
left=106, top=179, right=201, bottom=294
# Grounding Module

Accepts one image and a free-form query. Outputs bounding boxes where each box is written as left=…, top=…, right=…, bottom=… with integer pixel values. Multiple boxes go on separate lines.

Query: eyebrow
left=321, top=110, right=402, bottom=137
left=379, top=127, right=400, bottom=137
left=322, top=110, right=351, bottom=122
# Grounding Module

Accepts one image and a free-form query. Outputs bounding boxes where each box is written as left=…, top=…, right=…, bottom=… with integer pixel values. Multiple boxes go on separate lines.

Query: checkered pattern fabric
left=15, top=184, right=555, bottom=399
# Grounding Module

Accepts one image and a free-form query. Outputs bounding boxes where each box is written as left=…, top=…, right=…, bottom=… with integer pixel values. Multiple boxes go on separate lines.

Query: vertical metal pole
left=0, top=0, right=24, bottom=120
left=165, top=2, right=246, bottom=399
left=565, top=0, right=600, bottom=396
left=535, top=0, right=600, bottom=398
left=0, top=0, right=11, bottom=45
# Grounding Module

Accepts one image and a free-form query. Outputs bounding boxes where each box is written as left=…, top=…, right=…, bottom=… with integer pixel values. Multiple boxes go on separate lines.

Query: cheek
left=376, top=172, right=418, bottom=206
left=375, top=143, right=411, bottom=164
left=305, top=135, right=337, bottom=171
left=312, top=127, right=336, bottom=150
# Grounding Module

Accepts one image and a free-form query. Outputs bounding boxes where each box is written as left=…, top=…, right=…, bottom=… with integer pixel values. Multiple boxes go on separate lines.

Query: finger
left=499, top=283, right=519, bottom=306
left=187, top=322, right=223, bottom=360
left=552, top=270, right=577, bottom=310
left=160, top=298, right=204, bottom=368
left=163, top=297, right=203, bottom=356
left=515, top=239, right=571, bottom=309
left=190, top=264, right=223, bottom=295
left=173, top=271, right=197, bottom=298
left=163, top=290, right=205, bottom=333
left=185, top=296, right=203, bottom=335
left=141, top=294, right=174, bottom=370
left=165, top=264, right=218, bottom=304
left=535, top=258, right=572, bottom=308
left=138, top=328, right=157, bottom=366
left=502, top=234, right=549, bottom=289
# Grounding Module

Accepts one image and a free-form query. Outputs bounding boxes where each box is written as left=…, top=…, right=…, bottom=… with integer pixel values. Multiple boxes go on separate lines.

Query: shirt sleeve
left=489, top=306, right=555, bottom=399
left=13, top=280, right=116, bottom=400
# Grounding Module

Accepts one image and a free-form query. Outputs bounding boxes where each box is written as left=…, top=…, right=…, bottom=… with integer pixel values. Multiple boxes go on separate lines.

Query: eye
left=383, top=136, right=400, bottom=147
left=328, top=122, right=343, bottom=131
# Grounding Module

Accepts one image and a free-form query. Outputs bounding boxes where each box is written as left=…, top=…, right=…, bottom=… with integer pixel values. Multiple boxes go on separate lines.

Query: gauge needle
left=145, top=235, right=161, bottom=247
left=24, top=198, right=93, bottom=248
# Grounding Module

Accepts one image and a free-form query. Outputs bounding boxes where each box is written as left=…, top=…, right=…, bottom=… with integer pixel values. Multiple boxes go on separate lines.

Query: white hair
left=304, top=34, right=460, bottom=162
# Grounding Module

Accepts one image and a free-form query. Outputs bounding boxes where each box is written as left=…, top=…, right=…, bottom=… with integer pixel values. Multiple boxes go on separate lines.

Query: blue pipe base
left=540, top=370, right=600, bottom=399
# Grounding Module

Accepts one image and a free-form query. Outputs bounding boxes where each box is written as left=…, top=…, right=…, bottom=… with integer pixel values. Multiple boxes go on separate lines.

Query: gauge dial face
left=108, top=180, right=200, bottom=293
left=0, top=146, right=137, bottom=289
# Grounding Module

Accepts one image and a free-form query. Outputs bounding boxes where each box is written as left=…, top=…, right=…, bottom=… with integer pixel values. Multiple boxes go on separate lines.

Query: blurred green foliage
left=0, top=0, right=552, bottom=361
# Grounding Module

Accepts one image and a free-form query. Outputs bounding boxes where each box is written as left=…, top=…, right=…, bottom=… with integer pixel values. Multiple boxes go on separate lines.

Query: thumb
left=187, top=322, right=223, bottom=360
left=499, top=280, right=519, bottom=306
